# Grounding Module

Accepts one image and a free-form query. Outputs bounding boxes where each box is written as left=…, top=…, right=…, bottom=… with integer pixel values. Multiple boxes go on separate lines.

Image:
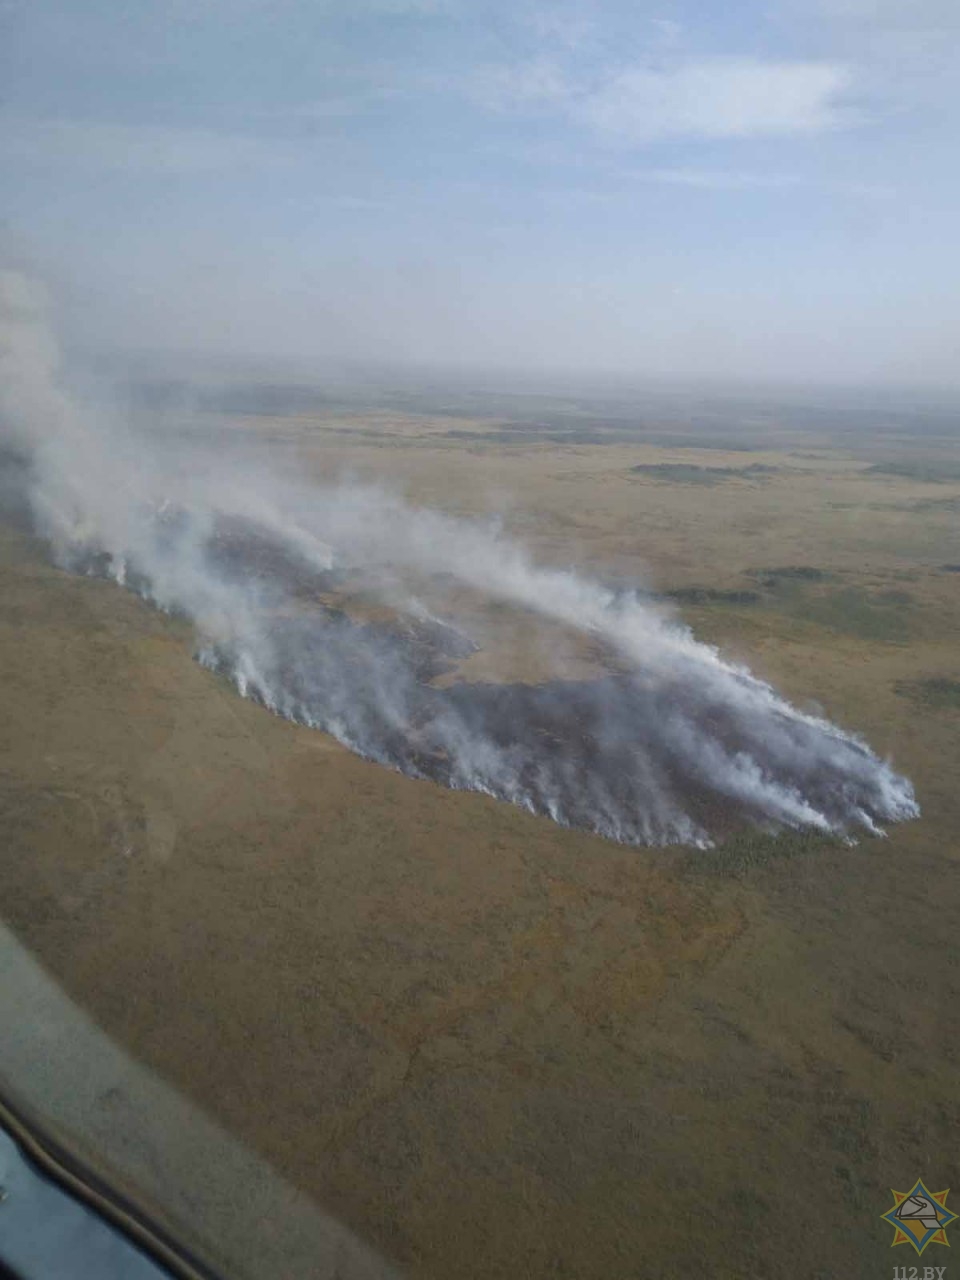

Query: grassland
left=0, top=386, right=958, bottom=1278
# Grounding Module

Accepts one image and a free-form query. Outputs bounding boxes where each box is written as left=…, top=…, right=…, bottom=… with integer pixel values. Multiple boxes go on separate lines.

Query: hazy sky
left=2, top=0, right=958, bottom=383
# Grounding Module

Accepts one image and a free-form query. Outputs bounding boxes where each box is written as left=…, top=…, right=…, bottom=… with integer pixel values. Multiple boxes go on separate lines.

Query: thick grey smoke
left=0, top=269, right=919, bottom=847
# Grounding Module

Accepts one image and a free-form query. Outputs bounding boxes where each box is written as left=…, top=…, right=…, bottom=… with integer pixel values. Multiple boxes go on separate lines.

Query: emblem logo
left=881, top=1180, right=957, bottom=1256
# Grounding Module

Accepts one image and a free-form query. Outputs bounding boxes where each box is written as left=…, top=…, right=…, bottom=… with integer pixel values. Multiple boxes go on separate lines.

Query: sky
left=1, top=0, right=959, bottom=384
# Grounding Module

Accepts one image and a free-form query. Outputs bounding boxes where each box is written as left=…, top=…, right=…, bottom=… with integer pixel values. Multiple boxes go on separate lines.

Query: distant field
left=1, top=385, right=959, bottom=1280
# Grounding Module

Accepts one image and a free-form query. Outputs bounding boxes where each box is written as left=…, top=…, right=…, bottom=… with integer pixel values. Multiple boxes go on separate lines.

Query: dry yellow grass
left=1, top=407, right=958, bottom=1278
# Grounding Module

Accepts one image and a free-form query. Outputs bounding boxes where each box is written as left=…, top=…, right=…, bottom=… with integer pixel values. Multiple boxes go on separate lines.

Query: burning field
left=0, top=268, right=918, bottom=848
left=189, top=511, right=916, bottom=846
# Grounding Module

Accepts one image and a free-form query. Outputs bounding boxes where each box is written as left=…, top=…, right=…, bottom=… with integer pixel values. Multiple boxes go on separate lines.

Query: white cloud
left=817, top=0, right=960, bottom=29
left=335, top=0, right=453, bottom=12
left=649, top=17, right=683, bottom=45
left=467, top=53, right=861, bottom=143
left=468, top=58, right=569, bottom=111
left=633, top=167, right=805, bottom=189
left=524, top=7, right=596, bottom=48
left=580, top=57, right=858, bottom=142
left=165, top=0, right=454, bottom=14
left=628, top=167, right=894, bottom=196
left=0, top=119, right=296, bottom=174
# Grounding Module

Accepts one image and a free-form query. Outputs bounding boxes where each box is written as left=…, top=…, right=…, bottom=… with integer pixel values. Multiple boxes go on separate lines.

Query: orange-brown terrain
left=1, top=397, right=958, bottom=1278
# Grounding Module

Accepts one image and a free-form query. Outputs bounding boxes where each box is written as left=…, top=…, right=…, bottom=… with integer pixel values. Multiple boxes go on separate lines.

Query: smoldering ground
left=0, top=269, right=919, bottom=847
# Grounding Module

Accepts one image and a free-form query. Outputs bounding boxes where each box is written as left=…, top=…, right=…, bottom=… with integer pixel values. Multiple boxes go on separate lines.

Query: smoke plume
left=0, top=269, right=919, bottom=847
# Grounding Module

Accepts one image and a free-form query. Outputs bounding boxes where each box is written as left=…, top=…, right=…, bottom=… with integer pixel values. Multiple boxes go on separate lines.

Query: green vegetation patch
left=798, top=587, right=912, bottom=642
left=665, top=587, right=762, bottom=606
left=915, top=495, right=960, bottom=512
left=663, top=566, right=916, bottom=643
left=751, top=565, right=830, bottom=585
left=895, top=676, right=960, bottom=710
left=866, top=459, right=960, bottom=483
left=681, top=828, right=842, bottom=879
left=630, top=462, right=777, bottom=484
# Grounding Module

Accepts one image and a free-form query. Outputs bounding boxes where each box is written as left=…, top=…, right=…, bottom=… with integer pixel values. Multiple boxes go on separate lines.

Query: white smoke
left=0, top=269, right=919, bottom=847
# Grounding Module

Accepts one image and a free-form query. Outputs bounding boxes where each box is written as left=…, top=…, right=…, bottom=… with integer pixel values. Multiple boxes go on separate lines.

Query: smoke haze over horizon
left=2, top=0, right=960, bottom=385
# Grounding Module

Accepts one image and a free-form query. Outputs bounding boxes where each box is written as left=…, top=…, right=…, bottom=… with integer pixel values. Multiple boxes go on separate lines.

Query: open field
left=1, top=386, right=959, bottom=1277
